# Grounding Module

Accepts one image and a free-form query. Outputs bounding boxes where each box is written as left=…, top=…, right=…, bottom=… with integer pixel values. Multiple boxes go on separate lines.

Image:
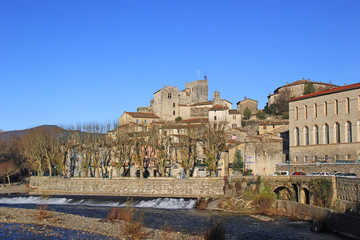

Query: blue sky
left=1, top=0, right=359, bottom=131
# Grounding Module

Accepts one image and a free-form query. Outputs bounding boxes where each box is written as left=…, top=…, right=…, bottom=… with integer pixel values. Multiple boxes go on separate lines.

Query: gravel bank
left=0, top=207, right=202, bottom=240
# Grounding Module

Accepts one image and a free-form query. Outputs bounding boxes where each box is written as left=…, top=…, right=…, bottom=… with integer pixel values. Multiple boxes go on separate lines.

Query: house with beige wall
left=288, top=82, right=360, bottom=163
left=220, top=135, right=284, bottom=177
left=119, top=112, right=160, bottom=126
left=237, top=97, right=258, bottom=116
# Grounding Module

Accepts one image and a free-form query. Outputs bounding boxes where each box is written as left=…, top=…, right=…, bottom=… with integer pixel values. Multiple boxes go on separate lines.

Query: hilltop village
left=106, top=78, right=359, bottom=178
left=4, top=78, right=358, bottom=180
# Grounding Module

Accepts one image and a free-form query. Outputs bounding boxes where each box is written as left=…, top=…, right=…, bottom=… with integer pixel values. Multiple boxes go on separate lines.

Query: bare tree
left=21, top=129, right=45, bottom=176
left=178, top=127, right=200, bottom=178
left=0, top=161, right=20, bottom=185
left=200, top=123, right=226, bottom=177
left=153, top=126, right=172, bottom=177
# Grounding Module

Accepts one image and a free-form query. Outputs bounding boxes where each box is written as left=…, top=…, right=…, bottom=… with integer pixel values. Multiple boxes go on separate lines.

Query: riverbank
left=0, top=183, right=32, bottom=195
left=0, top=207, right=202, bottom=240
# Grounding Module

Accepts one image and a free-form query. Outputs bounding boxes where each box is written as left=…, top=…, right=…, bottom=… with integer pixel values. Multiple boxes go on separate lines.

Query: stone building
left=237, top=97, right=258, bottom=116
left=288, top=82, right=360, bottom=163
left=221, top=135, right=284, bottom=177
left=118, top=112, right=160, bottom=126
left=268, top=79, right=338, bottom=106
left=148, top=80, right=208, bottom=121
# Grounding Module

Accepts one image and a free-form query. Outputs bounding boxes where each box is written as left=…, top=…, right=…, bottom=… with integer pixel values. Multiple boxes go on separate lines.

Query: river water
left=0, top=195, right=355, bottom=239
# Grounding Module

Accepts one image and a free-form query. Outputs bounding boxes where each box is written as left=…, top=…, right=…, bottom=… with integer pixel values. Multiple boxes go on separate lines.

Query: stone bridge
left=230, top=176, right=338, bottom=205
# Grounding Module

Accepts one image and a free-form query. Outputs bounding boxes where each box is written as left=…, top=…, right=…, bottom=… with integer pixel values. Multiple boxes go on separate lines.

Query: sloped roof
left=125, top=112, right=159, bottom=119
left=288, top=82, right=360, bottom=102
left=229, top=110, right=241, bottom=114
left=181, top=118, right=209, bottom=124
left=274, top=79, right=338, bottom=93
left=209, top=105, right=228, bottom=111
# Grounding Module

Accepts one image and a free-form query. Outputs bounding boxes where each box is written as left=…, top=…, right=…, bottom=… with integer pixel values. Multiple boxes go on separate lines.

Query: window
left=173, top=111, right=175, bottom=115
left=346, top=98, right=350, bottom=113
left=334, top=155, right=339, bottom=161
left=233, top=115, right=236, bottom=119
left=346, top=154, right=351, bottom=160
left=324, top=124, right=329, bottom=144
left=295, top=107, right=298, bottom=120
left=304, top=126, right=309, bottom=145
left=168, top=93, right=172, bottom=99
left=143, top=119, right=148, bottom=124
left=173, top=103, right=175, bottom=107
left=295, top=128, right=300, bottom=146
left=346, top=121, right=352, bottom=142
left=135, top=119, right=140, bottom=124
left=314, top=103, right=317, bottom=118
left=314, top=125, right=319, bottom=144
left=335, top=122, right=340, bottom=143
left=334, top=100, right=338, bottom=114
left=304, top=156, right=308, bottom=162
left=324, top=101, right=327, bottom=116
left=314, top=156, right=318, bottom=162
left=304, top=105, right=307, bottom=119
left=232, top=124, right=237, bottom=128
left=214, top=116, right=217, bottom=120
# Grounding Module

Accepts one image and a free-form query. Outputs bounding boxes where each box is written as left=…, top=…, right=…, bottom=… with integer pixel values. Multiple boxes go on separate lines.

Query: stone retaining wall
left=336, top=177, right=360, bottom=202
left=276, top=163, right=360, bottom=176
left=275, top=200, right=360, bottom=238
left=29, top=177, right=225, bottom=198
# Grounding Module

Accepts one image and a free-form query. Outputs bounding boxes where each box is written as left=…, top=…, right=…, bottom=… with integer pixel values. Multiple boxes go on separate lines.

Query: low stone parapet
left=29, top=176, right=225, bottom=198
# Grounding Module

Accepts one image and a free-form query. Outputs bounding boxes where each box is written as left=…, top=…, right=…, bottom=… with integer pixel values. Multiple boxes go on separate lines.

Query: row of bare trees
left=7, top=121, right=226, bottom=179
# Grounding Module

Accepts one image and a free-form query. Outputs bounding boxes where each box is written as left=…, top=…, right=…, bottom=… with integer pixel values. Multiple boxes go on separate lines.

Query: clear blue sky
left=1, top=0, right=359, bottom=131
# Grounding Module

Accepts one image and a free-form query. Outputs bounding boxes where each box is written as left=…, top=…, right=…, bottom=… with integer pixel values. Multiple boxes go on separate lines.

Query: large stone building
left=268, top=78, right=338, bottom=106
left=135, top=79, right=241, bottom=129
left=288, top=82, right=360, bottom=163
left=149, top=79, right=208, bottom=121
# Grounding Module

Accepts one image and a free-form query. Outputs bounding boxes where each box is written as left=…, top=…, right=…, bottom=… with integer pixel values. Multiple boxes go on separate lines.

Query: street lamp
left=54, top=166, right=57, bottom=177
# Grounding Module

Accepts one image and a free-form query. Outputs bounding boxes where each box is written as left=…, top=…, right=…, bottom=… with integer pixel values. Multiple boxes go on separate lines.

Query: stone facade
left=277, top=163, right=360, bottom=176
left=29, top=177, right=225, bottom=198
left=225, top=136, right=284, bottom=176
left=268, top=79, right=338, bottom=105
left=118, top=112, right=159, bottom=126
left=237, top=97, right=258, bottom=116
left=289, top=82, right=360, bottom=162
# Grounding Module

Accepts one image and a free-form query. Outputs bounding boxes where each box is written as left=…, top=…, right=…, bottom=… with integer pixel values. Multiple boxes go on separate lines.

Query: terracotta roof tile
left=181, top=118, right=209, bottom=123
left=209, top=105, right=228, bottom=111
left=125, top=112, right=159, bottom=119
left=229, top=110, right=240, bottom=114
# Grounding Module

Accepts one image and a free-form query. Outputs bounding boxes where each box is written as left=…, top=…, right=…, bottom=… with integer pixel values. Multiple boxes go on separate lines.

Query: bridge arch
left=299, top=187, right=310, bottom=204
left=274, top=186, right=294, bottom=200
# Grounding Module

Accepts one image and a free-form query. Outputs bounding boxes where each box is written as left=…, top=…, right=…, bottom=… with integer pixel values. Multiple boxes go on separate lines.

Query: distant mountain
left=0, top=125, right=66, bottom=141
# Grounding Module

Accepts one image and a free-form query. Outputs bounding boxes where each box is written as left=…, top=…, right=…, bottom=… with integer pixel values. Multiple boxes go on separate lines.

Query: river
left=0, top=195, right=355, bottom=239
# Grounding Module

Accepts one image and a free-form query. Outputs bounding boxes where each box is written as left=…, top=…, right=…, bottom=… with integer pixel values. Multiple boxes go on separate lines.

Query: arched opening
left=136, top=170, right=140, bottom=178
left=300, top=188, right=310, bottom=204
left=274, top=186, right=293, bottom=200
left=144, top=170, right=150, bottom=178
left=292, top=184, right=299, bottom=202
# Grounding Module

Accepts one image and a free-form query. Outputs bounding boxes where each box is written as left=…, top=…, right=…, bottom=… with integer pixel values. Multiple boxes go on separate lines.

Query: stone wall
left=276, top=163, right=360, bottom=176
left=336, top=177, right=360, bottom=202
left=275, top=200, right=360, bottom=238
left=29, top=177, right=225, bottom=198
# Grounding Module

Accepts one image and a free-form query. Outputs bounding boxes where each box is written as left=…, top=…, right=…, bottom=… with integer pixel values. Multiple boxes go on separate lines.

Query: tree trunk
left=186, top=168, right=190, bottom=178
left=7, top=175, right=11, bottom=185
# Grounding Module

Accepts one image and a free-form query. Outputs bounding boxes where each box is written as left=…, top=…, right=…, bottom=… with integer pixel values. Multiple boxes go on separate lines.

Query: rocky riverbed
left=0, top=207, right=202, bottom=240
